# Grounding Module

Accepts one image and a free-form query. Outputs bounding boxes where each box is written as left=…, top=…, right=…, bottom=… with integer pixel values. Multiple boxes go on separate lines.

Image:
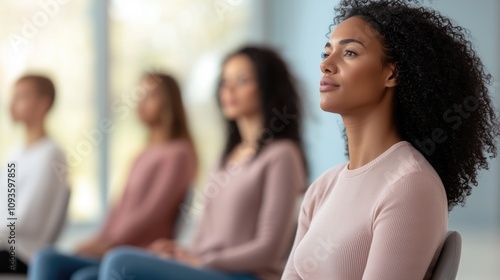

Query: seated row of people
left=3, top=46, right=307, bottom=280
left=2, top=1, right=498, bottom=275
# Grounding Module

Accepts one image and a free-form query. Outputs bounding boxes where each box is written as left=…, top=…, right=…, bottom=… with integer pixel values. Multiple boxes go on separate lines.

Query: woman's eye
left=321, top=52, right=330, bottom=60
left=237, top=77, right=249, bottom=84
left=344, top=50, right=357, bottom=57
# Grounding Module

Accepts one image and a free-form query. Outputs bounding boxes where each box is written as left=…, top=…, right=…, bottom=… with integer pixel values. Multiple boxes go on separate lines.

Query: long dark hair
left=218, top=46, right=307, bottom=173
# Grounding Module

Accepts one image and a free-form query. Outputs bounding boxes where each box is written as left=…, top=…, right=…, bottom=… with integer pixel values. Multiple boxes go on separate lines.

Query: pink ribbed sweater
left=99, top=140, right=196, bottom=247
left=283, top=141, right=448, bottom=280
left=190, top=140, right=306, bottom=280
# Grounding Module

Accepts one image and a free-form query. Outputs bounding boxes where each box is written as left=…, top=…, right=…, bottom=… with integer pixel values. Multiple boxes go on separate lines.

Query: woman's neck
left=148, top=125, right=171, bottom=146
left=236, top=113, right=263, bottom=148
left=343, top=110, right=402, bottom=170
left=225, top=113, right=263, bottom=164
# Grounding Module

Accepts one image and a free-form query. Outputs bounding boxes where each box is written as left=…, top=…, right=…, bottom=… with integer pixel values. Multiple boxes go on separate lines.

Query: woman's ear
left=385, top=64, right=397, bottom=88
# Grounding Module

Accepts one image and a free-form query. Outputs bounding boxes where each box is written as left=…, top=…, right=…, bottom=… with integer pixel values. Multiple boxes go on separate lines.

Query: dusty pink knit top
left=283, top=141, right=448, bottom=280
left=99, top=140, right=196, bottom=247
left=190, top=140, right=307, bottom=280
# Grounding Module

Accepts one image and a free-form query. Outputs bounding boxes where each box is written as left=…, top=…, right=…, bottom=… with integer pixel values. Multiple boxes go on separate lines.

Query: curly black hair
left=331, top=0, right=500, bottom=210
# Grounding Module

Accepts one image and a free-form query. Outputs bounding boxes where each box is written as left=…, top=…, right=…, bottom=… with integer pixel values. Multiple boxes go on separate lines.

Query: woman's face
left=319, top=16, right=396, bottom=116
left=136, top=76, right=166, bottom=126
left=219, top=54, right=261, bottom=121
left=10, top=80, right=45, bottom=123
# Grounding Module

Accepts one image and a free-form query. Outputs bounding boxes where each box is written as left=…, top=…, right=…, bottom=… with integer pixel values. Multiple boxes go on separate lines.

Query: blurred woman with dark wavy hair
left=98, top=46, right=308, bottom=280
left=283, top=1, right=500, bottom=279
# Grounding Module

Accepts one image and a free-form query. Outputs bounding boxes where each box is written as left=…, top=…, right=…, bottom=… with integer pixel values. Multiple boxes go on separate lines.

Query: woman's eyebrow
left=325, top=39, right=366, bottom=49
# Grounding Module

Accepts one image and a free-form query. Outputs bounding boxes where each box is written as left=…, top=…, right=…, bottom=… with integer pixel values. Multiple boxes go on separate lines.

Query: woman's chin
left=319, top=99, right=340, bottom=113
left=222, top=112, right=238, bottom=121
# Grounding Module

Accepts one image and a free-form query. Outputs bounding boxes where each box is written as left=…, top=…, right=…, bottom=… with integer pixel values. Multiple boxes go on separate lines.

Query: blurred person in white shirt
left=0, top=74, right=69, bottom=274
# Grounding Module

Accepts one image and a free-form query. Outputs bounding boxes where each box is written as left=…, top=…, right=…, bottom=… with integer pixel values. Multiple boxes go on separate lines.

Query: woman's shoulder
left=379, top=143, right=448, bottom=209
left=302, top=163, right=348, bottom=210
left=385, top=143, right=444, bottom=189
left=260, top=139, right=302, bottom=159
left=265, top=138, right=300, bottom=150
left=31, top=137, right=66, bottom=164
left=156, top=139, right=195, bottom=156
left=253, top=139, right=305, bottom=175
left=141, top=139, right=196, bottom=168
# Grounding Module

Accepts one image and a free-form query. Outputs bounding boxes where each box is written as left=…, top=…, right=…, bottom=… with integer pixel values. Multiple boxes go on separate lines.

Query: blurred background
left=0, top=0, right=498, bottom=279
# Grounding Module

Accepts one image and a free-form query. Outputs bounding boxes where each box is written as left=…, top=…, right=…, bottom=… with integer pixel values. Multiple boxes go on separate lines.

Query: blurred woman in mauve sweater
left=98, top=46, right=308, bottom=280
left=29, top=72, right=197, bottom=280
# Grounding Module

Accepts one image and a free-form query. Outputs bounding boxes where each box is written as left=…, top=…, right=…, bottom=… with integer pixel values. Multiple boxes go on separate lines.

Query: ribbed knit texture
left=99, top=140, right=197, bottom=247
left=283, top=141, right=448, bottom=280
left=190, top=140, right=306, bottom=280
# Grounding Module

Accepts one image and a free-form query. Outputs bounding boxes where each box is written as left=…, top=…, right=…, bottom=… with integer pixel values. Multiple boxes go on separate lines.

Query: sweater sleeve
left=362, top=172, right=448, bottom=280
left=108, top=147, right=193, bottom=246
left=98, top=158, right=139, bottom=240
left=201, top=145, right=306, bottom=271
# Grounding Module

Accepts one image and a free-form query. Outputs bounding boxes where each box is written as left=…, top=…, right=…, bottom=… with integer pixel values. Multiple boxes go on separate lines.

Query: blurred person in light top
left=0, top=75, right=69, bottom=275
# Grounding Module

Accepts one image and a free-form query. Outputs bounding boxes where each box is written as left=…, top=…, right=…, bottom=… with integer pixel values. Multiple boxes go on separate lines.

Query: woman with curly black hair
left=283, top=0, right=499, bottom=279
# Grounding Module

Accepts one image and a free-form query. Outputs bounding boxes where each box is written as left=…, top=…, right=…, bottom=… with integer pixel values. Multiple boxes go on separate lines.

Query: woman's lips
left=320, top=77, right=340, bottom=92
left=222, top=99, right=238, bottom=108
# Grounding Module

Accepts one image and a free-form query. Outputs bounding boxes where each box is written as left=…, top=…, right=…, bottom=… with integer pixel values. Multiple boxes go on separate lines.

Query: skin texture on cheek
left=350, top=63, right=387, bottom=105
